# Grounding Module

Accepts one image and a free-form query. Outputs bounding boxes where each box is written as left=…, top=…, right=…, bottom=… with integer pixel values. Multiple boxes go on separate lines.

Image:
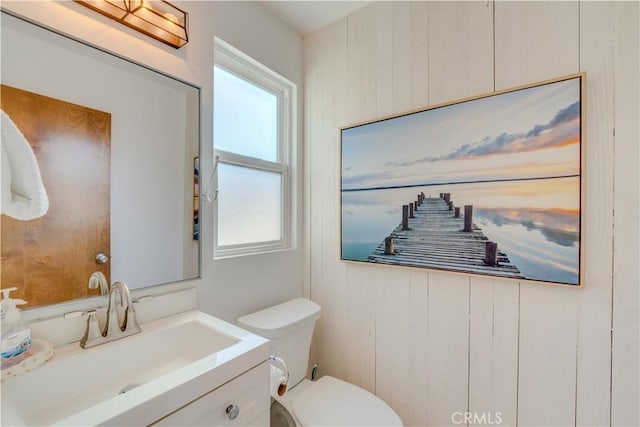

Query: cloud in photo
left=387, top=101, right=580, bottom=167
left=341, top=170, right=394, bottom=188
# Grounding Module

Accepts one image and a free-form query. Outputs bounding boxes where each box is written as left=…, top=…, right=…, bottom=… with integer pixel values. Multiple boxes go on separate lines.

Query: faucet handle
left=123, top=305, right=141, bottom=334
left=80, top=311, right=102, bottom=348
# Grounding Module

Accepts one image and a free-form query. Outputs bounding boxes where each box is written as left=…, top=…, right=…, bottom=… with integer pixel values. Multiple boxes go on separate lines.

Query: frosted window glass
left=217, top=163, right=282, bottom=246
left=214, top=66, right=278, bottom=162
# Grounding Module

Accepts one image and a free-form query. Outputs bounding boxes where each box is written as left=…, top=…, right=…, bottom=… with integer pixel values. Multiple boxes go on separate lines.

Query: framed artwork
left=341, top=73, right=585, bottom=287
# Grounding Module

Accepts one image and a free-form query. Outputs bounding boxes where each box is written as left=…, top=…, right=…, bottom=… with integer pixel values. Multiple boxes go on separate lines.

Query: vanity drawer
left=152, top=361, right=270, bottom=426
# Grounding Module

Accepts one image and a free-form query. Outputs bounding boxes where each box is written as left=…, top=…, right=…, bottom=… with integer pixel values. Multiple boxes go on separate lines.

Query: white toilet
left=238, top=298, right=403, bottom=427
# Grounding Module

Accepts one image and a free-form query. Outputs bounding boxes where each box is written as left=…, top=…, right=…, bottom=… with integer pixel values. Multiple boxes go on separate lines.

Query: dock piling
left=464, top=205, right=473, bottom=232
left=384, top=236, right=395, bottom=255
left=402, top=205, right=409, bottom=230
left=454, top=207, right=460, bottom=218
left=484, top=241, right=498, bottom=266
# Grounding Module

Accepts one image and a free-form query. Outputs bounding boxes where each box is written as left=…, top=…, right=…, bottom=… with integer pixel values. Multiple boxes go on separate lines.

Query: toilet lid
left=292, top=376, right=403, bottom=426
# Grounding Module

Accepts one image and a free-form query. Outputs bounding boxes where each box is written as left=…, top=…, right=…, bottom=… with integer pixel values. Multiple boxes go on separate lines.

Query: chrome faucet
left=88, top=271, right=110, bottom=296
left=80, top=281, right=141, bottom=349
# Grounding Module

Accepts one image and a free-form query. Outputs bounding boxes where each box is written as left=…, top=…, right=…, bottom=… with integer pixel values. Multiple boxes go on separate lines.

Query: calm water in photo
left=342, top=178, right=580, bottom=285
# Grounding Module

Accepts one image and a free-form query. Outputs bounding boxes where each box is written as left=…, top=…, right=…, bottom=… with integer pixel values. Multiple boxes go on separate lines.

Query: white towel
left=0, top=109, right=49, bottom=220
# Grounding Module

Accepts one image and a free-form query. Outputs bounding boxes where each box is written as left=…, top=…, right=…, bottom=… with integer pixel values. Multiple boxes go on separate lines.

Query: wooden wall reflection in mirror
left=0, top=12, right=200, bottom=309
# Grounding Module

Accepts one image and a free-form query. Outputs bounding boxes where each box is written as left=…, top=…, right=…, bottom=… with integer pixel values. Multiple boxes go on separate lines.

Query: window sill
left=213, top=242, right=295, bottom=260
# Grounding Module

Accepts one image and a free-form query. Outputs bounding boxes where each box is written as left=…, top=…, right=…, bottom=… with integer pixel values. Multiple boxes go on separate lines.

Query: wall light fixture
left=75, top=0, right=188, bottom=49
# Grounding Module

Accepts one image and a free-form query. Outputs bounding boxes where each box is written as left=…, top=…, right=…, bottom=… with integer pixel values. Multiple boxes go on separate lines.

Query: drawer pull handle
left=226, top=404, right=240, bottom=420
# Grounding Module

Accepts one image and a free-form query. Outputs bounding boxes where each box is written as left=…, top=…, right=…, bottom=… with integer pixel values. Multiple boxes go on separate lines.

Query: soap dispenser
left=1, top=287, right=31, bottom=369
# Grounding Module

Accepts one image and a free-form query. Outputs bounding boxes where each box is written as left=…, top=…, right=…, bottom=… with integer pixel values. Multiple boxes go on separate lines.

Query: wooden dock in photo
left=368, top=193, right=524, bottom=279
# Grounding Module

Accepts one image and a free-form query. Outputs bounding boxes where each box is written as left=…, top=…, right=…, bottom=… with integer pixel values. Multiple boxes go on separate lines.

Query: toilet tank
left=238, top=298, right=321, bottom=387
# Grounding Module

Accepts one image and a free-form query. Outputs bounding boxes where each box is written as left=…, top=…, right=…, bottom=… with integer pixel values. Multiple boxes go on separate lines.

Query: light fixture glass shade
left=75, top=0, right=188, bottom=49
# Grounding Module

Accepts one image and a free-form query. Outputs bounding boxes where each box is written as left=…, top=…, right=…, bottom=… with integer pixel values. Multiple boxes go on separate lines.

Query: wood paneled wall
left=303, top=2, right=639, bottom=426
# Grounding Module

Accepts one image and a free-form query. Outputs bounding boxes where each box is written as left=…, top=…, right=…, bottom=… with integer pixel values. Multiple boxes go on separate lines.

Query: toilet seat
left=291, top=376, right=403, bottom=426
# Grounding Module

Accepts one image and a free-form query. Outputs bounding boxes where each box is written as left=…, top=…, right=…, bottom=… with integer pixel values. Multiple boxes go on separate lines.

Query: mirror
left=0, top=11, right=200, bottom=309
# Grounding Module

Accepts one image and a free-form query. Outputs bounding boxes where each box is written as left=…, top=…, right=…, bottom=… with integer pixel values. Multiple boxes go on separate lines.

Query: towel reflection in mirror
left=0, top=109, right=49, bottom=221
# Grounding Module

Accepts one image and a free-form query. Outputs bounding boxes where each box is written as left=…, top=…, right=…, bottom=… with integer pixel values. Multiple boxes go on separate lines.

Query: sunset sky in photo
left=342, top=77, right=582, bottom=194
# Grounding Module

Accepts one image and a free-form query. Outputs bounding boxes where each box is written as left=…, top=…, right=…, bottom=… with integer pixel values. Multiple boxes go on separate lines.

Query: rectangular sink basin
left=1, top=310, right=269, bottom=426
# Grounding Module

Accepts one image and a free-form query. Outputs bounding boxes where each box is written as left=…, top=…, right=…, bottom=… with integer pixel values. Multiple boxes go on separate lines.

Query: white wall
left=304, top=2, right=639, bottom=426
left=2, top=1, right=305, bottom=323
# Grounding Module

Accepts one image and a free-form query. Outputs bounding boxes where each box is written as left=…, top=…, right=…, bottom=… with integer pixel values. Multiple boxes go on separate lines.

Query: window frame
left=213, top=38, right=296, bottom=259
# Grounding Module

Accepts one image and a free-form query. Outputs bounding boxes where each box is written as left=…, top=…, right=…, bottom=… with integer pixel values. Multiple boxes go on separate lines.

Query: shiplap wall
left=303, top=2, right=639, bottom=426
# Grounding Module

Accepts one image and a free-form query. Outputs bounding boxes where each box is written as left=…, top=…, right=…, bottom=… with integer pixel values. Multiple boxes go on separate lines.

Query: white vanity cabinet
left=2, top=308, right=272, bottom=426
left=152, top=361, right=270, bottom=426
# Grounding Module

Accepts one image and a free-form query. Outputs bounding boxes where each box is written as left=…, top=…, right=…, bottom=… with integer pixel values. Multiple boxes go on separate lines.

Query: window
left=213, top=38, right=296, bottom=258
